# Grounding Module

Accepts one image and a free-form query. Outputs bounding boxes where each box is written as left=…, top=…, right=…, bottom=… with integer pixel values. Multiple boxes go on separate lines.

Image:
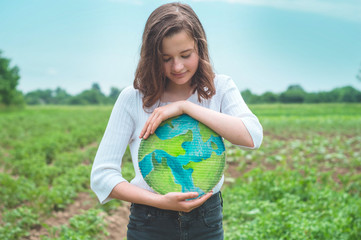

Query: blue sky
left=1, top=0, right=360, bottom=95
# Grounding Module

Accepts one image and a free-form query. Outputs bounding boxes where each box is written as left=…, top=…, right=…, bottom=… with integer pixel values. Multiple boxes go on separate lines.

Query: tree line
left=1, top=51, right=361, bottom=107
left=241, top=84, right=361, bottom=104
left=23, top=83, right=361, bottom=105
left=24, top=83, right=121, bottom=105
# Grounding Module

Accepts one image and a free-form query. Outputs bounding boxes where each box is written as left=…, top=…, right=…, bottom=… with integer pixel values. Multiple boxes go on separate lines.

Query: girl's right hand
left=157, top=191, right=213, bottom=212
left=139, top=101, right=186, bottom=140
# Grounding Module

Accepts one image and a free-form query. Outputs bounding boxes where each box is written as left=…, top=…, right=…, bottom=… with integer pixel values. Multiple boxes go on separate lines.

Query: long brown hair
left=133, top=2, right=215, bottom=109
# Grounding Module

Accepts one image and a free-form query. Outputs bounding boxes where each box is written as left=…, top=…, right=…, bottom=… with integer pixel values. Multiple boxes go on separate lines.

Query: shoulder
left=109, top=85, right=143, bottom=124
left=214, top=73, right=232, bottom=83
left=117, top=85, right=142, bottom=101
left=214, top=74, right=238, bottom=94
left=114, top=85, right=143, bottom=110
left=119, top=85, right=139, bottom=98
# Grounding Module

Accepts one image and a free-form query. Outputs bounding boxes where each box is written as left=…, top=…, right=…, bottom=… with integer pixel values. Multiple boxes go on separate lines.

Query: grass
left=0, top=103, right=360, bottom=239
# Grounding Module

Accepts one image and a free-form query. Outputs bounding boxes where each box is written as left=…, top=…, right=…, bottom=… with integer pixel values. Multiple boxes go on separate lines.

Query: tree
left=279, top=85, right=306, bottom=103
left=25, top=89, right=53, bottom=105
left=260, top=91, right=278, bottom=103
left=69, top=82, right=107, bottom=105
left=108, top=87, right=121, bottom=104
left=241, top=89, right=258, bottom=104
left=0, top=51, right=24, bottom=106
left=357, top=63, right=361, bottom=82
left=91, top=83, right=102, bottom=92
left=331, top=86, right=361, bottom=102
left=53, top=87, right=71, bottom=104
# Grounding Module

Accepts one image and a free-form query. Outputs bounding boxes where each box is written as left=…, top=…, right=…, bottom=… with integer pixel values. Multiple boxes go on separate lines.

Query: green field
left=1, top=104, right=360, bottom=239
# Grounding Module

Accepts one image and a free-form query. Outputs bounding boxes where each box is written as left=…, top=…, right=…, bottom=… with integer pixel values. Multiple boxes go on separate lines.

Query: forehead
left=161, top=30, right=195, bottom=55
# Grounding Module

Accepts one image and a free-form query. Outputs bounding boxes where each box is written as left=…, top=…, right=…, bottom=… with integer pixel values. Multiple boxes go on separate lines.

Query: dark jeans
left=127, top=192, right=224, bottom=240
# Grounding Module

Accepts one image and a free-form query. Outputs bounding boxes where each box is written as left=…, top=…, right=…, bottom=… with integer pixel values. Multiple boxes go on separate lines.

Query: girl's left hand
left=139, top=101, right=186, bottom=139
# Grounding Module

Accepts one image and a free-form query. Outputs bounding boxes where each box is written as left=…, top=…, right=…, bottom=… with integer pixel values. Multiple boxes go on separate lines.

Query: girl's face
left=161, top=30, right=199, bottom=89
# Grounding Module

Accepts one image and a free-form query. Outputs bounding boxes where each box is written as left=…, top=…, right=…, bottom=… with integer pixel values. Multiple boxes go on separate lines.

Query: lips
left=172, top=72, right=187, bottom=78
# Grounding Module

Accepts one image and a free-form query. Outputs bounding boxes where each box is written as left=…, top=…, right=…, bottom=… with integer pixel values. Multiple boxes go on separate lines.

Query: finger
left=177, top=192, right=199, bottom=201
left=188, top=192, right=213, bottom=208
left=200, top=191, right=213, bottom=201
left=139, top=125, right=149, bottom=139
left=139, top=119, right=151, bottom=138
left=150, top=117, right=163, bottom=134
left=139, top=125, right=147, bottom=138
left=139, top=112, right=158, bottom=139
left=144, top=123, right=153, bottom=139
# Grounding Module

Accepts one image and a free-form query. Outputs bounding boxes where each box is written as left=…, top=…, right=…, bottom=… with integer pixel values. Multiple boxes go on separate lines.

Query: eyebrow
left=162, top=48, right=193, bottom=56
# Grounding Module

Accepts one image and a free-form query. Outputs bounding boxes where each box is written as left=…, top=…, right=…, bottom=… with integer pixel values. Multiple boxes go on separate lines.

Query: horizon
left=1, top=0, right=361, bottom=95
left=16, top=80, right=361, bottom=96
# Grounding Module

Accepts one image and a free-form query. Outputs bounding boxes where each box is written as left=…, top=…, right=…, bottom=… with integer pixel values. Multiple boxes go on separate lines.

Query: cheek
left=163, top=62, right=170, bottom=74
left=189, top=55, right=199, bottom=70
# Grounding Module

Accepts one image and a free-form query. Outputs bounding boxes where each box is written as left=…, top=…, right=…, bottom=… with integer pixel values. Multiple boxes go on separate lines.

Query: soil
left=105, top=203, right=130, bottom=240
left=27, top=192, right=130, bottom=240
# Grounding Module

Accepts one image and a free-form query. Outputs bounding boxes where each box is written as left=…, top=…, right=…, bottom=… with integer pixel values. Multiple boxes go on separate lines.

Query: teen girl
left=91, top=2, right=263, bottom=239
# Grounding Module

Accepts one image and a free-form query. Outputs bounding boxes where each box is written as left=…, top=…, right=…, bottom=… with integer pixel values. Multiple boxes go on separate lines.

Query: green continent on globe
left=198, top=122, right=218, bottom=143
left=138, top=114, right=226, bottom=197
left=145, top=155, right=182, bottom=193
left=138, top=129, right=192, bottom=161
left=183, top=151, right=225, bottom=192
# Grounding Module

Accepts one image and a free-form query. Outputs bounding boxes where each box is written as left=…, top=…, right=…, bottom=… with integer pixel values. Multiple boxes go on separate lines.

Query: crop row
left=0, top=106, right=113, bottom=239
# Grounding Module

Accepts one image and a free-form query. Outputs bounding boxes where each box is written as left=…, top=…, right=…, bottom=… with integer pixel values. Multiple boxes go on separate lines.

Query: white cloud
left=191, top=0, right=361, bottom=22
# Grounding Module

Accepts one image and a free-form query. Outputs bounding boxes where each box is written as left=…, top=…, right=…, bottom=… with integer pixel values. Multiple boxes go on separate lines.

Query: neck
left=162, top=82, right=195, bottom=103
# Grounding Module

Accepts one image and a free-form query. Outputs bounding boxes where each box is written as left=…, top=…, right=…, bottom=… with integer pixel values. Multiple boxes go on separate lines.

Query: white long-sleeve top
left=91, top=74, right=263, bottom=204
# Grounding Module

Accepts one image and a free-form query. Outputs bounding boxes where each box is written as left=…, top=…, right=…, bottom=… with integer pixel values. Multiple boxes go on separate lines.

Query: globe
left=138, top=114, right=226, bottom=198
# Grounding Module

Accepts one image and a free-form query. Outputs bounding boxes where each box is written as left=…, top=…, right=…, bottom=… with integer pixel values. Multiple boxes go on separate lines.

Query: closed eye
left=162, top=49, right=193, bottom=62
left=162, top=55, right=190, bottom=62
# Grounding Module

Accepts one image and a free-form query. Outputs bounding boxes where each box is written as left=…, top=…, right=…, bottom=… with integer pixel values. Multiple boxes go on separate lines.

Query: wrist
left=180, top=100, right=190, bottom=114
left=148, top=192, right=165, bottom=209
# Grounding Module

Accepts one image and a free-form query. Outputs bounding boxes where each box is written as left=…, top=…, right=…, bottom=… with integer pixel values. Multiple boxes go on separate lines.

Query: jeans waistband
left=131, top=191, right=223, bottom=218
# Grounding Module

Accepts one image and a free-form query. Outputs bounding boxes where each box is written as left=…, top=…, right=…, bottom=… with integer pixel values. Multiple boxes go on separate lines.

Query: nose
left=172, top=58, right=184, bottom=73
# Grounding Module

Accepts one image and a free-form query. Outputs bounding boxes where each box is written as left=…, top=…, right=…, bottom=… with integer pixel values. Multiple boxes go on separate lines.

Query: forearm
left=109, top=181, right=212, bottom=212
left=109, top=182, right=161, bottom=205
left=139, top=99, right=257, bottom=148
left=181, top=101, right=254, bottom=147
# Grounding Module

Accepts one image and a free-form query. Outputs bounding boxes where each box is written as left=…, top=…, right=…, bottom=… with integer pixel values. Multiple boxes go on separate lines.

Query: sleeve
left=90, top=86, right=136, bottom=204
left=219, top=75, right=263, bottom=150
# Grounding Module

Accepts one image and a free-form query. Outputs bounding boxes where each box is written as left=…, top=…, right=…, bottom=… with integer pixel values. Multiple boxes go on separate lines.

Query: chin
left=172, top=78, right=192, bottom=86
